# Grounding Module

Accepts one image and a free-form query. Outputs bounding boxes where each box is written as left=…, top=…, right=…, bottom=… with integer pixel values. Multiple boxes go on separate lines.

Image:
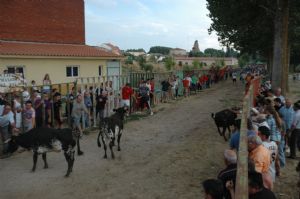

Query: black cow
left=8, top=128, right=77, bottom=177
left=97, top=107, right=128, bottom=159
left=211, top=108, right=239, bottom=141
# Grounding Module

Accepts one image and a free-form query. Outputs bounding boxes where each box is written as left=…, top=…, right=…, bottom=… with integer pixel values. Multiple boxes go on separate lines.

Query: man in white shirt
left=258, top=126, right=278, bottom=182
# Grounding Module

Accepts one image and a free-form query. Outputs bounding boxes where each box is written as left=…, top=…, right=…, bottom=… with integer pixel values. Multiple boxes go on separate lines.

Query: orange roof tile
left=0, top=40, right=122, bottom=58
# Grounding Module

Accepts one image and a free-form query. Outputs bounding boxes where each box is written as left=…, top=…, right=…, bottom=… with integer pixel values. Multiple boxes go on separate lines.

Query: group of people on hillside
left=203, top=71, right=300, bottom=198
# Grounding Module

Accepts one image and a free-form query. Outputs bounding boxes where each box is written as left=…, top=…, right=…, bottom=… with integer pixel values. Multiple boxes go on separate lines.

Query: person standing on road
left=288, top=100, right=300, bottom=159
left=279, top=98, right=294, bottom=152
left=139, top=81, right=153, bottom=115
left=121, top=83, right=133, bottom=107
left=72, top=95, right=89, bottom=137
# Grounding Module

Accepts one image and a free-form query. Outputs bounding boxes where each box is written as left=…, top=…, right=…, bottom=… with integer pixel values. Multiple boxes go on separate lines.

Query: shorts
left=121, top=99, right=130, bottom=107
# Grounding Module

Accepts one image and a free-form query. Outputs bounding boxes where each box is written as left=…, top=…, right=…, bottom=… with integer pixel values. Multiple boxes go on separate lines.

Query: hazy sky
left=85, top=0, right=222, bottom=52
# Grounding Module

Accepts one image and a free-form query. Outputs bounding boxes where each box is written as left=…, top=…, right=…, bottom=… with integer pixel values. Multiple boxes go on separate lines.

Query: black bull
left=211, top=109, right=237, bottom=141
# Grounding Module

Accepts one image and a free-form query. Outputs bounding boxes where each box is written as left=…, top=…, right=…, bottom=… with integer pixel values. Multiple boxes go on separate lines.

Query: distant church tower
left=192, top=40, right=200, bottom=52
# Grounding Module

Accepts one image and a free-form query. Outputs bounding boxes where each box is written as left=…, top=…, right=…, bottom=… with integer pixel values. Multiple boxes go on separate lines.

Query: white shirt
left=292, top=110, right=300, bottom=129
left=0, top=111, right=15, bottom=127
left=262, top=141, right=278, bottom=182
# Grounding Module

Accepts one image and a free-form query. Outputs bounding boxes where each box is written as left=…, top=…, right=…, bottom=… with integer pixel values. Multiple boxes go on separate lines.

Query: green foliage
left=189, top=51, right=205, bottom=57
left=142, top=63, right=154, bottom=72
left=126, top=48, right=146, bottom=53
left=204, top=48, right=225, bottom=57
left=183, top=64, right=192, bottom=71
left=164, top=57, right=175, bottom=71
left=149, top=46, right=172, bottom=55
left=238, top=53, right=250, bottom=68
left=192, top=60, right=200, bottom=69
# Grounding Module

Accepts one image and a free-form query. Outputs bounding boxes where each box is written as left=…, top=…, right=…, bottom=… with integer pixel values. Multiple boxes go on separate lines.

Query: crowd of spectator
left=203, top=65, right=299, bottom=199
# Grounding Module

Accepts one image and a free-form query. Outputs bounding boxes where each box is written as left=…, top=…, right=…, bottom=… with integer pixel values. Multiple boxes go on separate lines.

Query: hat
left=258, top=126, right=270, bottom=137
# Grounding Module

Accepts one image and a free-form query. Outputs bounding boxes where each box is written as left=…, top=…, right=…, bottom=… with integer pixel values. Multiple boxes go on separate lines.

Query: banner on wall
left=0, top=74, right=26, bottom=92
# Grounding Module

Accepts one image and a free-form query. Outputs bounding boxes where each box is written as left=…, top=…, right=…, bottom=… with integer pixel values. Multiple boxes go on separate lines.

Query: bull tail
left=97, top=131, right=101, bottom=148
left=211, top=113, right=215, bottom=119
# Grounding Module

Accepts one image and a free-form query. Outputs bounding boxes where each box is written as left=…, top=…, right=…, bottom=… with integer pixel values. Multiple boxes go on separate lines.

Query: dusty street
left=0, top=80, right=245, bottom=199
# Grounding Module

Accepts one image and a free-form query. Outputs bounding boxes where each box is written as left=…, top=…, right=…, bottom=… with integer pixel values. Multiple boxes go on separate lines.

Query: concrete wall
left=0, top=56, right=121, bottom=85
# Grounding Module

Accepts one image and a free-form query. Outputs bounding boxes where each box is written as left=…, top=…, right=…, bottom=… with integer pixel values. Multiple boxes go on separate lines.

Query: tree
left=149, top=46, right=172, bottom=55
left=192, top=60, right=200, bottom=69
left=164, top=57, right=175, bottom=71
left=143, top=63, right=154, bottom=72
left=126, top=48, right=146, bottom=53
left=238, top=53, right=250, bottom=68
left=204, top=48, right=225, bottom=57
left=207, top=0, right=300, bottom=94
left=189, top=51, right=205, bottom=57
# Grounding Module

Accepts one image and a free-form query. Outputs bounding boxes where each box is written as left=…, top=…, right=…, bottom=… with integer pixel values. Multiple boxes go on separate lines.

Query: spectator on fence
left=43, top=93, right=52, bottom=127
left=96, top=91, right=107, bottom=121
left=42, top=73, right=51, bottom=94
left=217, top=149, right=237, bottom=199
left=23, top=100, right=35, bottom=132
left=248, top=135, right=270, bottom=174
left=84, top=91, right=92, bottom=128
left=0, top=105, right=16, bottom=158
left=171, top=77, right=178, bottom=100
left=31, top=80, right=39, bottom=93
left=121, top=83, right=133, bottom=107
left=95, top=83, right=104, bottom=97
left=89, top=86, right=94, bottom=113
left=182, top=76, right=190, bottom=97
left=264, top=105, right=282, bottom=174
left=72, top=94, right=89, bottom=136
left=53, top=92, right=63, bottom=129
left=105, top=81, right=113, bottom=114
left=22, top=87, right=30, bottom=102
left=279, top=98, right=294, bottom=152
left=202, top=179, right=224, bottom=199
left=258, top=126, right=278, bottom=182
left=288, top=100, right=300, bottom=159
left=274, top=98, right=283, bottom=112
left=161, top=79, right=170, bottom=103
left=248, top=171, right=276, bottom=199
left=150, top=78, right=155, bottom=105
left=65, top=87, right=75, bottom=118
left=33, top=91, right=43, bottom=128
left=13, top=95, right=22, bottom=129
left=139, top=81, right=153, bottom=115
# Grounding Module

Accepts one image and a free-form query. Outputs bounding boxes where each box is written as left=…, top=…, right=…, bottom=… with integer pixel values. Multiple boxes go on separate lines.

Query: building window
left=7, top=66, right=25, bottom=77
left=66, top=66, right=79, bottom=77
left=99, top=65, right=102, bottom=76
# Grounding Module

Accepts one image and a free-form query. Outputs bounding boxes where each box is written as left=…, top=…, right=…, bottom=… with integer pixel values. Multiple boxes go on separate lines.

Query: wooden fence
left=235, top=77, right=261, bottom=199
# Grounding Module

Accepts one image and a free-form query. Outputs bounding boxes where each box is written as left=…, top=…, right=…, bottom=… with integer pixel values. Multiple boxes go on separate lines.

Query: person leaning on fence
left=13, top=95, right=22, bottom=129
left=202, top=179, right=224, bottom=199
left=84, top=91, right=92, bottom=128
left=0, top=104, right=17, bottom=158
left=121, top=83, right=133, bottom=107
left=217, top=149, right=237, bottom=199
left=23, top=100, right=35, bottom=132
left=150, top=78, right=155, bottom=105
left=139, top=81, right=153, bottom=115
left=72, top=94, right=89, bottom=137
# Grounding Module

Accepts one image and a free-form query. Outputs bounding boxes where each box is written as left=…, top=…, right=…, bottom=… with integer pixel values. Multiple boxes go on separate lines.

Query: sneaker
left=150, top=112, right=154, bottom=115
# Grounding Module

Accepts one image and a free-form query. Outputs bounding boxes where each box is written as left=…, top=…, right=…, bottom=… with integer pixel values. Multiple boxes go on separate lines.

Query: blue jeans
left=279, top=139, right=286, bottom=167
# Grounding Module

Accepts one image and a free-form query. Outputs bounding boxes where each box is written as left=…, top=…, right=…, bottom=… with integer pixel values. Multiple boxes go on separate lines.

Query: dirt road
left=0, top=80, right=244, bottom=199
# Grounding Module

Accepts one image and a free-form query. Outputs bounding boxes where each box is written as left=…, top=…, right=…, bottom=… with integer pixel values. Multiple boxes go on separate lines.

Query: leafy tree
left=192, top=60, right=200, bottom=69
left=207, top=0, right=300, bottom=93
left=143, top=63, right=154, bottom=72
left=149, top=46, right=172, bottom=55
left=164, top=57, right=175, bottom=71
left=126, top=48, right=146, bottom=53
left=238, top=53, right=250, bottom=68
left=189, top=51, right=205, bottom=57
left=204, top=48, right=225, bottom=57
